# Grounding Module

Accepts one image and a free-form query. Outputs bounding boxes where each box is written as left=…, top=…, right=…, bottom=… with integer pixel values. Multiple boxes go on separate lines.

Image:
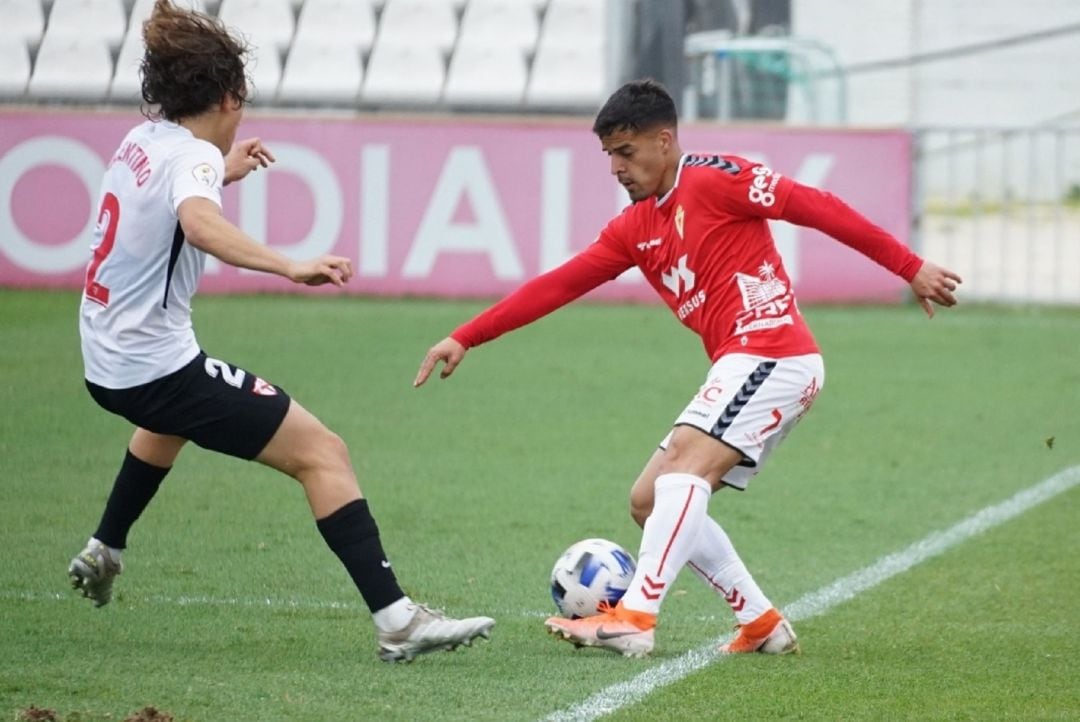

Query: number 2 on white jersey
left=84, top=192, right=119, bottom=307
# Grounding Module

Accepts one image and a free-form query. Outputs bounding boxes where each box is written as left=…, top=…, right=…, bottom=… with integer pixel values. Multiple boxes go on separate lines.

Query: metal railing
left=682, top=31, right=847, bottom=125
left=914, top=127, right=1080, bottom=305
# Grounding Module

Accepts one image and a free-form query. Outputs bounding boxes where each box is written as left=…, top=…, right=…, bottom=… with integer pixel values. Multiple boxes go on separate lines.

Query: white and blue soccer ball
left=550, top=538, right=636, bottom=619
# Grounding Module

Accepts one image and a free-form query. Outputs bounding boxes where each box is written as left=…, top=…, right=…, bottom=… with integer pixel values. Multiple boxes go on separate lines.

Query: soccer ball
left=550, top=538, right=636, bottom=619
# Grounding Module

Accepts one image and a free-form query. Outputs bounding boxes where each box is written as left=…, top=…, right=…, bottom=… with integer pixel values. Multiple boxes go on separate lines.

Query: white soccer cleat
left=68, top=538, right=123, bottom=608
left=377, top=604, right=495, bottom=662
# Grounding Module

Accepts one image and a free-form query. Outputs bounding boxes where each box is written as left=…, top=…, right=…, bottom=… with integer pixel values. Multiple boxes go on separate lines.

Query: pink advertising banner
left=0, top=108, right=912, bottom=302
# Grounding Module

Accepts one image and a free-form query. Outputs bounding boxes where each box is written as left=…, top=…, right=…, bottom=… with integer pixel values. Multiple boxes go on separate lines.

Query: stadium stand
left=0, top=0, right=46, bottom=47
left=376, top=0, right=459, bottom=55
left=362, top=41, right=445, bottom=105
left=46, top=0, right=127, bottom=50
left=279, top=40, right=364, bottom=105
left=217, top=0, right=295, bottom=52
left=535, top=0, right=609, bottom=97
left=27, top=34, right=113, bottom=100
left=457, top=0, right=540, bottom=53
left=4, top=0, right=607, bottom=110
left=0, top=36, right=32, bottom=98
left=244, top=40, right=284, bottom=103
left=526, top=30, right=605, bottom=108
left=108, top=25, right=145, bottom=101
left=292, top=0, right=377, bottom=54
left=443, top=42, right=528, bottom=106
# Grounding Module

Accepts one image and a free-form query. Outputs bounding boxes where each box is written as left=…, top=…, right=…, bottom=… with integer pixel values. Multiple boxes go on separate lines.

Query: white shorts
left=659, top=353, right=825, bottom=490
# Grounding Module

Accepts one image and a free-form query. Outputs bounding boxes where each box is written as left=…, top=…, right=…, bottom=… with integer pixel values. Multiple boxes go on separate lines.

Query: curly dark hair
left=592, top=78, right=678, bottom=138
left=140, top=0, right=249, bottom=121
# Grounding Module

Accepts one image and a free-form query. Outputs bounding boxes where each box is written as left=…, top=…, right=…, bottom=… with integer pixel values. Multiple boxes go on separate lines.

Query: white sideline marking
left=1, top=589, right=360, bottom=610
left=542, top=465, right=1080, bottom=722
left=1, top=589, right=549, bottom=619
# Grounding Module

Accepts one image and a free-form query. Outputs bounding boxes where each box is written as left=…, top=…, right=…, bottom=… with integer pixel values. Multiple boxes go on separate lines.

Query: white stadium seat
left=109, top=28, right=145, bottom=101
left=384, top=0, right=466, bottom=9
left=217, top=0, right=295, bottom=51
left=525, top=0, right=607, bottom=108
left=244, top=42, right=283, bottom=102
left=0, top=0, right=46, bottom=46
left=0, top=36, right=31, bottom=97
left=46, top=0, right=127, bottom=48
left=377, top=0, right=458, bottom=54
left=293, top=0, right=377, bottom=54
left=278, top=40, right=362, bottom=105
left=457, top=0, right=539, bottom=53
left=540, top=0, right=605, bottom=48
left=525, top=36, right=606, bottom=109
left=28, top=34, right=113, bottom=100
left=362, top=41, right=444, bottom=105
left=443, top=43, right=527, bottom=106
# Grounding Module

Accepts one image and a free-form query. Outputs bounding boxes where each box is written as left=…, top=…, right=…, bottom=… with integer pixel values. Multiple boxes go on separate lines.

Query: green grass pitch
left=1, top=289, right=1077, bottom=721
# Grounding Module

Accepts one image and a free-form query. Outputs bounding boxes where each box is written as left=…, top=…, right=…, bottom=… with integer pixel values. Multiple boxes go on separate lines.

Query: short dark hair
left=592, top=79, right=678, bottom=138
left=140, top=0, right=249, bottom=122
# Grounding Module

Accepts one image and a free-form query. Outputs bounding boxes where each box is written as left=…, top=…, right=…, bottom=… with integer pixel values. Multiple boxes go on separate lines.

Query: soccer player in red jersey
left=414, top=79, right=961, bottom=657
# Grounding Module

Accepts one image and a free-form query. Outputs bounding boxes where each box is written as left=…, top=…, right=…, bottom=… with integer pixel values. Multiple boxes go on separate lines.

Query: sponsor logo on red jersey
left=747, top=165, right=782, bottom=207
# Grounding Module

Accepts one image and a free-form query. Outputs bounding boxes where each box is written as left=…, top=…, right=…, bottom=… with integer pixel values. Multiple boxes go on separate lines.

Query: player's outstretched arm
left=178, top=197, right=352, bottom=287
left=414, top=337, right=467, bottom=386
left=223, top=137, right=275, bottom=185
left=909, top=260, right=962, bottom=318
left=412, top=249, right=627, bottom=388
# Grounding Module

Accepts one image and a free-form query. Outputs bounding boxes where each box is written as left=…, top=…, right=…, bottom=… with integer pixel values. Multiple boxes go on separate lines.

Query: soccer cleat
left=68, top=538, right=123, bottom=608
left=719, top=607, right=799, bottom=654
left=544, top=600, right=656, bottom=658
left=377, top=604, right=495, bottom=662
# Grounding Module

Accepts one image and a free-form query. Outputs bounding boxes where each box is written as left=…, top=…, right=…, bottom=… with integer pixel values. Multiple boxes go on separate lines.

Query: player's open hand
left=910, top=260, right=962, bottom=318
left=289, top=255, right=353, bottom=287
left=224, top=137, right=275, bottom=185
left=414, top=337, right=466, bottom=386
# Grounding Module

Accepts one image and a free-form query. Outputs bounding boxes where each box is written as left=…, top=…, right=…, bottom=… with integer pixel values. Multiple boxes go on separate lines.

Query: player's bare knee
left=284, top=426, right=351, bottom=483
left=312, top=427, right=351, bottom=475
left=656, top=434, right=736, bottom=486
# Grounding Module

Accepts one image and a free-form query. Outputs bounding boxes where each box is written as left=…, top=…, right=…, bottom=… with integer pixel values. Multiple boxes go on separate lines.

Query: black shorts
left=86, top=351, right=292, bottom=460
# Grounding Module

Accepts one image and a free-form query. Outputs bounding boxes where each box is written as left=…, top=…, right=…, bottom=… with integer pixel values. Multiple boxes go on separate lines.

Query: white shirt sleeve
left=169, top=139, right=225, bottom=213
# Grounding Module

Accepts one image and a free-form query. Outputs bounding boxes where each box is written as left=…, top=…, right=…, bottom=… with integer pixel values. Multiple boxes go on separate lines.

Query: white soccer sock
left=89, top=536, right=122, bottom=561
left=620, top=473, right=711, bottom=616
left=372, top=595, right=415, bottom=633
left=686, top=517, right=773, bottom=625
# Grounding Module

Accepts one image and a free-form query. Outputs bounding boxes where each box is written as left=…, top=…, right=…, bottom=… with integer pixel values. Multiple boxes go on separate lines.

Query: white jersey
left=80, top=120, right=225, bottom=388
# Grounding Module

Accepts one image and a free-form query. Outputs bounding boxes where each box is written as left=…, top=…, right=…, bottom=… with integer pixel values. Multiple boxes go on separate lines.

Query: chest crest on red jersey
left=733, top=261, right=794, bottom=334
left=674, top=204, right=685, bottom=239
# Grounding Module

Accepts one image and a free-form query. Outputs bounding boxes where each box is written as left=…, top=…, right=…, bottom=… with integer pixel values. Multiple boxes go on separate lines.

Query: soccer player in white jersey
left=415, top=79, right=961, bottom=657
left=69, top=0, right=493, bottom=662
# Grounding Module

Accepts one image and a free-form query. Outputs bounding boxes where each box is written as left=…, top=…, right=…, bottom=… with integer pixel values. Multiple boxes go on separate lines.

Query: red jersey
left=453, top=153, right=923, bottom=361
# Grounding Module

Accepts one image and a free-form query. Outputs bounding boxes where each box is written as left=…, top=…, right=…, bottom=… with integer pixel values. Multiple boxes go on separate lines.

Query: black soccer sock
left=93, top=450, right=170, bottom=549
left=316, top=498, right=406, bottom=613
